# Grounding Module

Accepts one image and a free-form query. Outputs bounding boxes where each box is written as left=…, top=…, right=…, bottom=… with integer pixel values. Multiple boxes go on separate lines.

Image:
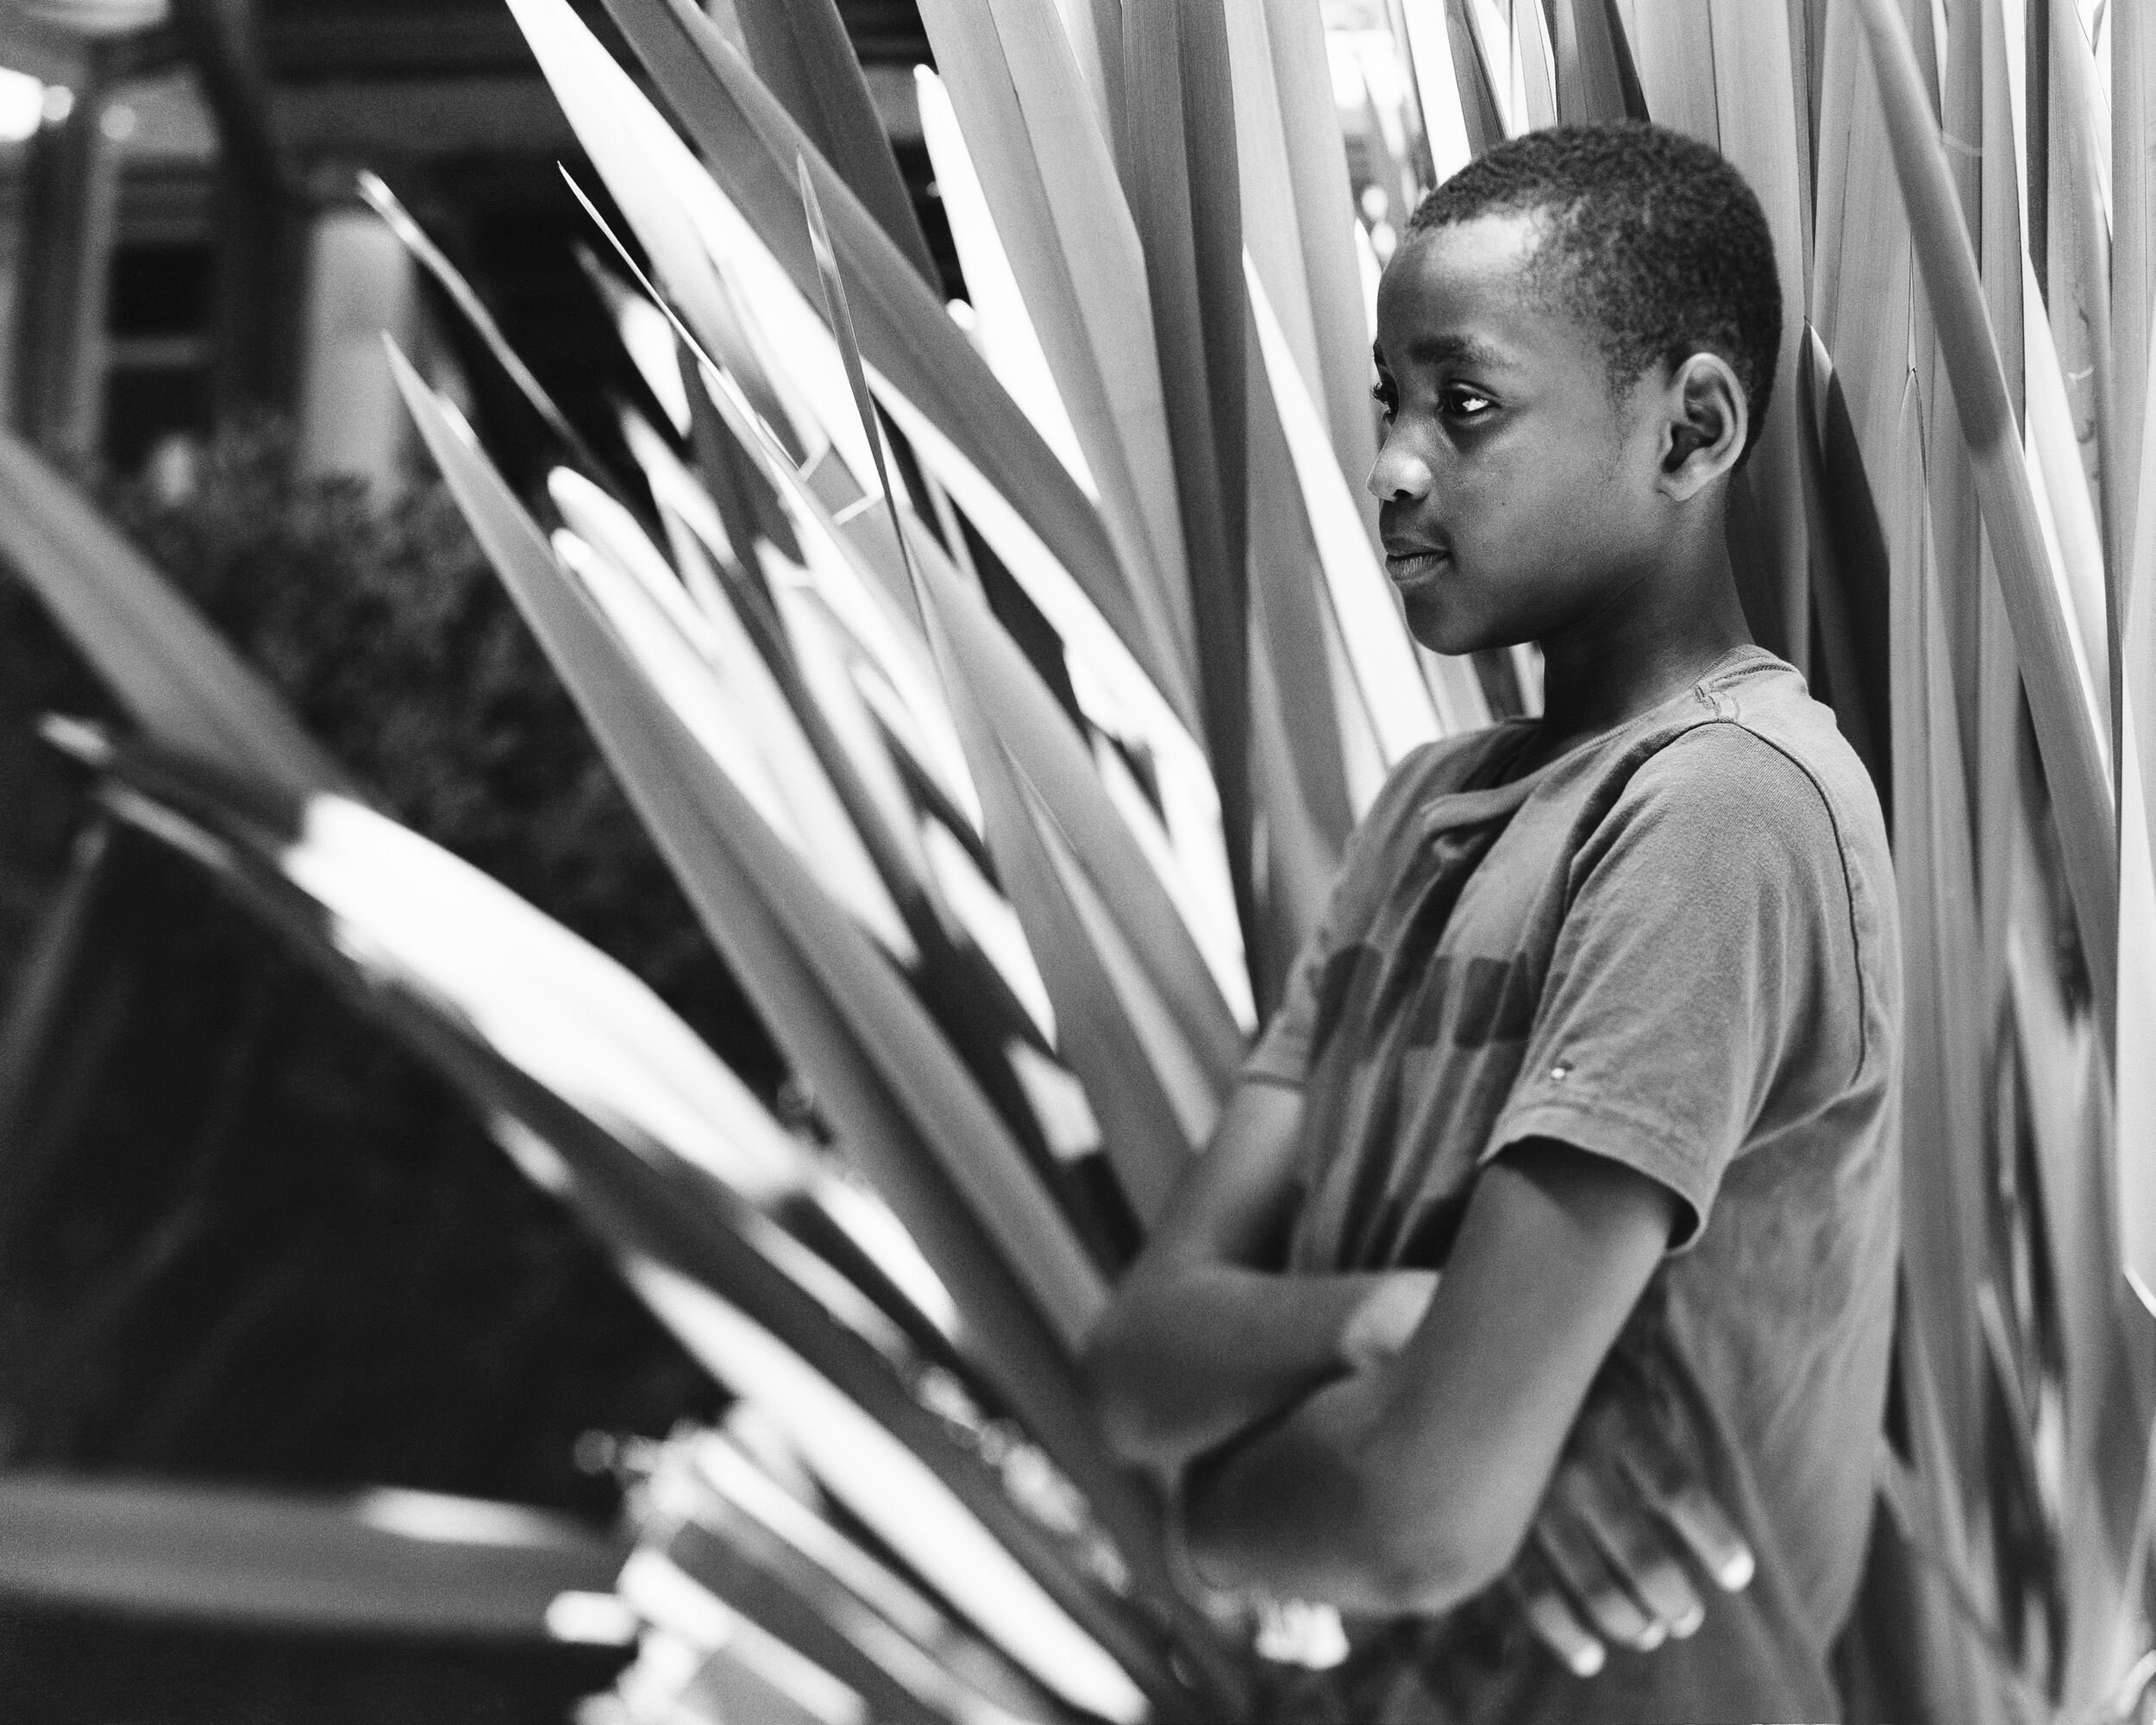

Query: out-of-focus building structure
left=0, top=0, right=942, bottom=490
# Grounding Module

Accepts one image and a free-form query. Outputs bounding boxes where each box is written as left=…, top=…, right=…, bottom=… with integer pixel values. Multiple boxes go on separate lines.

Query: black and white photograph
left=0, top=0, right=2149, bottom=1720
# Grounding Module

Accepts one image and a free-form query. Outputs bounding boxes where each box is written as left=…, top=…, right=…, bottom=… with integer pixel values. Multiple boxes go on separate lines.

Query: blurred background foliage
left=0, top=424, right=770, bottom=1718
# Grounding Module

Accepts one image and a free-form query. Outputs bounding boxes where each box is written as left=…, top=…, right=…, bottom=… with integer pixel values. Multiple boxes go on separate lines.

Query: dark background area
left=0, top=1, right=948, bottom=1717
left=0, top=431, right=735, bottom=1721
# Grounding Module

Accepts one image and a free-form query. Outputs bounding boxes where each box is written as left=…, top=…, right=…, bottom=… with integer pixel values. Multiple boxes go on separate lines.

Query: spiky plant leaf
left=387, top=345, right=1108, bottom=1335
left=1549, top=0, right=1645, bottom=124
left=911, top=0, right=1197, bottom=697
left=1257, top=0, right=1383, bottom=476
left=0, top=1471, right=623, bottom=1640
left=807, top=165, right=1241, bottom=1216
left=912, top=66, right=1094, bottom=500
left=386, top=351, right=1264, bottom=1710
left=1399, top=0, right=1475, bottom=183
left=356, top=172, right=623, bottom=488
left=1438, top=0, right=1509, bottom=157
left=2115, top=0, right=2156, bottom=587
left=546, top=468, right=918, bottom=964
left=642, top=1444, right=1062, bottom=1725
left=726, top=0, right=939, bottom=286
left=674, top=1428, right=1067, bottom=1720
left=1118, top=0, right=1256, bottom=935
left=2125, top=321, right=2156, bottom=1324
left=580, top=0, right=1188, bottom=731
left=1852, top=0, right=2116, bottom=1025
left=0, top=434, right=351, bottom=802
left=71, top=701, right=1199, bottom=1722
left=525, top=6, right=1246, bottom=1013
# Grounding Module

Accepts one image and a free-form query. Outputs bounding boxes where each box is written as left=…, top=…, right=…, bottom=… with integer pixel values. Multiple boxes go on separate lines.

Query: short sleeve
left=1484, top=725, right=1862, bottom=1249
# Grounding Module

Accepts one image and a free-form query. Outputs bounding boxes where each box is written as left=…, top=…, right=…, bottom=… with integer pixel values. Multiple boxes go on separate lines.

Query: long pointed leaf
left=1120, top=0, right=1256, bottom=937
left=1261, top=0, right=1384, bottom=481
left=1400, top=0, right=1476, bottom=183
left=912, top=66, right=1094, bottom=498
left=622, top=1263, right=1158, bottom=1721
left=581, top=0, right=1190, bottom=739
left=546, top=469, right=918, bottom=963
left=2115, top=0, right=2156, bottom=586
left=1852, top=0, right=2117, bottom=1029
left=642, top=1446, right=1053, bottom=1725
left=0, top=1472, right=623, bottom=1639
left=804, top=159, right=1226, bottom=1220
left=388, top=346, right=1105, bottom=1345
left=2124, top=310, right=2156, bottom=1315
left=728, top=0, right=939, bottom=285
left=676, top=1430, right=1066, bottom=1720
left=357, top=171, right=622, bottom=489
left=0, top=435, right=351, bottom=802
left=617, top=1568, right=861, bottom=1725
left=912, top=0, right=1197, bottom=696
left=867, top=386, right=1254, bottom=1028
left=385, top=352, right=1257, bottom=1706
left=1550, top=0, right=1646, bottom=124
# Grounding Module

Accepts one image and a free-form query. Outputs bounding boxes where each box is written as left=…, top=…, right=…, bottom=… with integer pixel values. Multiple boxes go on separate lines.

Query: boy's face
left=1370, top=212, right=1667, bottom=656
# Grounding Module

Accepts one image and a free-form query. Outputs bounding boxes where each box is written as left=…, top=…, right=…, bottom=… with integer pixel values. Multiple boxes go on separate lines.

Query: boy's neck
left=1532, top=522, right=1757, bottom=756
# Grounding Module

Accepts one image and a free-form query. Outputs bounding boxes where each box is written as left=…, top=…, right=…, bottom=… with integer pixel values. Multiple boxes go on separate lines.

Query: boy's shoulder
left=1354, top=649, right=1894, bottom=944
left=1583, top=649, right=1893, bottom=894
left=1657, top=654, right=1888, bottom=883
left=1571, top=651, right=1903, bottom=1070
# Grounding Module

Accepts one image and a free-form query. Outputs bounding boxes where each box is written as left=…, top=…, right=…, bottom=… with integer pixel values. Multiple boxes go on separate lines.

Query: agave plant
left=3, top=0, right=2154, bottom=1718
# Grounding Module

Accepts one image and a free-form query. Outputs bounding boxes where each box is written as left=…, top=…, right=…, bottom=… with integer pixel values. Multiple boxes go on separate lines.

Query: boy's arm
left=1181, top=1136, right=1677, bottom=1615
left=1081, top=1081, right=1438, bottom=1473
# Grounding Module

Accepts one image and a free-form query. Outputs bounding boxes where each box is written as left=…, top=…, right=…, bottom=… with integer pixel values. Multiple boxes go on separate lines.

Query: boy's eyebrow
left=1404, top=332, right=1511, bottom=369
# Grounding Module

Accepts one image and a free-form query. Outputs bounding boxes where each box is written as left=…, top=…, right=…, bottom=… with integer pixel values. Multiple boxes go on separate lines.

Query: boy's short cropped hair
left=1406, top=122, right=1782, bottom=454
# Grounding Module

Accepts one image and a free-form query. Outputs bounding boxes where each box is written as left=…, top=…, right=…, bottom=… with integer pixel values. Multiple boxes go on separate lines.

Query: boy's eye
left=1443, top=387, right=1495, bottom=422
left=1370, top=380, right=1398, bottom=419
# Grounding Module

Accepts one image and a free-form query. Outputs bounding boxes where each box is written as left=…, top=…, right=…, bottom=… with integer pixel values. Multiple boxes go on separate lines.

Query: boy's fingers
left=1557, top=1460, right=1706, bottom=1638
left=1508, top=1555, right=1607, bottom=1678
left=1532, top=1515, right=1664, bottom=1652
left=1609, top=1427, right=1755, bottom=1592
left=1655, top=1481, right=1755, bottom=1592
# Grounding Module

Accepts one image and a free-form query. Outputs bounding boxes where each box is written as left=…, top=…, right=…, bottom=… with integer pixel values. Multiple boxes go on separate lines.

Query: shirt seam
left=1677, top=718, right=1874, bottom=1082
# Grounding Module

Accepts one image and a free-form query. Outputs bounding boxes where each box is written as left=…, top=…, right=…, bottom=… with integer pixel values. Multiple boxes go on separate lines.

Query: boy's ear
left=1654, top=352, right=1747, bottom=501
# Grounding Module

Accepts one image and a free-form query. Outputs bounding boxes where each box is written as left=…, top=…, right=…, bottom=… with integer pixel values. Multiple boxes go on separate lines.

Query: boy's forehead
left=1376, top=210, right=1589, bottom=366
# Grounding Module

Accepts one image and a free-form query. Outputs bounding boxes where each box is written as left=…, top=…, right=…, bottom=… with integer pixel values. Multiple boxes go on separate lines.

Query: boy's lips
left=1385, top=546, right=1451, bottom=591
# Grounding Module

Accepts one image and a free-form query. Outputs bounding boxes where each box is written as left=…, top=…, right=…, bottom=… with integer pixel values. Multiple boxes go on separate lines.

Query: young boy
left=1084, top=123, right=1901, bottom=1721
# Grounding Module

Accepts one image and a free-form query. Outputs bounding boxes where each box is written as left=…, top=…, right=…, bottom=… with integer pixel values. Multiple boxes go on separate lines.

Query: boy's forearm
left=1180, top=1363, right=1501, bottom=1617
left=1081, top=1266, right=1426, bottom=1472
left=1182, top=1145, right=1678, bottom=1617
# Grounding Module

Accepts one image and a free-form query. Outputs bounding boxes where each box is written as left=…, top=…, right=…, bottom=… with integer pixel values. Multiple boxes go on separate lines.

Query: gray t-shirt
left=1245, top=647, right=1901, bottom=1722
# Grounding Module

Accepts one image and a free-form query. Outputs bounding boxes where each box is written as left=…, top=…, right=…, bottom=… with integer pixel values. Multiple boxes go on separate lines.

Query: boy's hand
left=1337, top=1270, right=1440, bottom=1368
left=1511, top=1390, right=1755, bottom=1675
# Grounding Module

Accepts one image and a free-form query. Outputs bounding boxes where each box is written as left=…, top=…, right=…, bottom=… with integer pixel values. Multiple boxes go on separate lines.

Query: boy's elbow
left=1194, top=1489, right=1516, bottom=1615
left=1349, top=1442, right=1538, bottom=1615
left=1361, top=1513, right=1523, bottom=1615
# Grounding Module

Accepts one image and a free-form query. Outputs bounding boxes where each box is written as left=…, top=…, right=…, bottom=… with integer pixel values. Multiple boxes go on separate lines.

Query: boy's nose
left=1367, top=443, right=1434, bottom=505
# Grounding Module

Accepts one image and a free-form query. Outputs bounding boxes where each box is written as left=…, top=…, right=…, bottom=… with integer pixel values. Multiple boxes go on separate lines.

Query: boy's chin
left=1403, top=599, right=1507, bottom=659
